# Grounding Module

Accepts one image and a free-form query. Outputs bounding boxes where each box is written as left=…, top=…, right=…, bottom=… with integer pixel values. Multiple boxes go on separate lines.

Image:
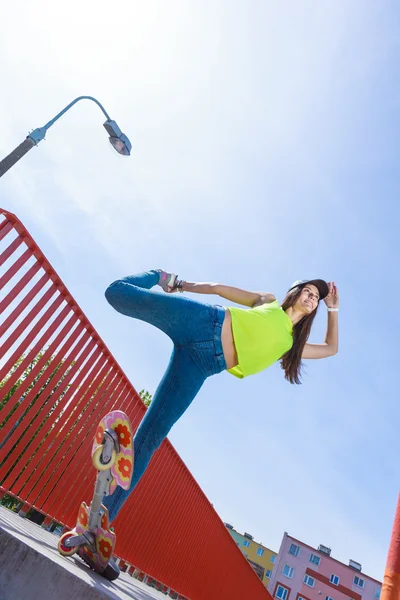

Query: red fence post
left=382, top=495, right=400, bottom=600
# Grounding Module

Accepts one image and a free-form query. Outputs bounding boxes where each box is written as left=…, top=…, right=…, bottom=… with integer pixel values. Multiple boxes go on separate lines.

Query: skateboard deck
left=58, top=410, right=134, bottom=577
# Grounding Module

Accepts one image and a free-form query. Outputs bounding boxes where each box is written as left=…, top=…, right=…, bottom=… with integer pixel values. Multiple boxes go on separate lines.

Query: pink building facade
left=268, top=533, right=381, bottom=600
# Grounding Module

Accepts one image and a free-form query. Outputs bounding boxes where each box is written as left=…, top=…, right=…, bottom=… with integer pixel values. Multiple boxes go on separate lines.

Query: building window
left=309, top=553, right=321, bottom=566
left=276, top=585, right=289, bottom=600
left=289, top=543, right=300, bottom=557
left=243, top=540, right=250, bottom=548
left=304, top=575, right=315, bottom=588
left=375, top=588, right=381, bottom=600
left=257, top=548, right=265, bottom=557
left=282, top=565, right=294, bottom=579
left=271, top=555, right=276, bottom=563
left=266, top=570, right=272, bottom=578
left=354, top=576, right=365, bottom=589
left=330, top=574, right=340, bottom=586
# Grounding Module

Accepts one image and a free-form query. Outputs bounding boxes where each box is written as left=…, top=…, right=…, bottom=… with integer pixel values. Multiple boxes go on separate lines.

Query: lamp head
left=103, top=120, right=132, bottom=156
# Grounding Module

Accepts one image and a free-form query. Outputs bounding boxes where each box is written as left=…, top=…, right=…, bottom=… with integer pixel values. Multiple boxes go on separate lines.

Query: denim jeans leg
left=102, top=274, right=227, bottom=521
left=105, top=271, right=220, bottom=344
left=103, top=345, right=208, bottom=521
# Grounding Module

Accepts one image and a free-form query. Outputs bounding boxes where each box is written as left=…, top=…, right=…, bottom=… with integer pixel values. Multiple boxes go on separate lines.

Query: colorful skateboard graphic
left=57, top=410, right=133, bottom=580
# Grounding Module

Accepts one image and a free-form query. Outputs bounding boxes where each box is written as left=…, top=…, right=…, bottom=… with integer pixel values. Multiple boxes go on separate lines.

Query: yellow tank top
left=227, top=301, right=293, bottom=378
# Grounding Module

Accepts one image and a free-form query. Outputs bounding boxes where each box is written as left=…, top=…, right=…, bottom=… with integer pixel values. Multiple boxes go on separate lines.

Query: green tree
left=139, top=389, right=153, bottom=407
left=0, top=353, right=112, bottom=526
left=0, top=350, right=74, bottom=483
left=0, top=352, right=71, bottom=425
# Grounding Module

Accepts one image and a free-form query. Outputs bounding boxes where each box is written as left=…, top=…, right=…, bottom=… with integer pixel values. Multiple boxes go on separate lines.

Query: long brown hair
left=280, top=286, right=319, bottom=384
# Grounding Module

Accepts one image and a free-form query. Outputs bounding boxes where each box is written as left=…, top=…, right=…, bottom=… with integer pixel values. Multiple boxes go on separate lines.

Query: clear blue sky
left=1, top=0, right=399, bottom=581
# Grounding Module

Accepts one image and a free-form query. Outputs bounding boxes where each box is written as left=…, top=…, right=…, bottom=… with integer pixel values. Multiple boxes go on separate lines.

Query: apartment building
left=225, top=523, right=277, bottom=589
left=268, top=533, right=381, bottom=600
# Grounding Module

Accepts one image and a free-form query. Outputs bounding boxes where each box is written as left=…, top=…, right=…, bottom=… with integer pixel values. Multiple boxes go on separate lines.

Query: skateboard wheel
left=92, top=445, right=116, bottom=471
left=58, top=531, right=78, bottom=556
left=101, top=559, right=120, bottom=581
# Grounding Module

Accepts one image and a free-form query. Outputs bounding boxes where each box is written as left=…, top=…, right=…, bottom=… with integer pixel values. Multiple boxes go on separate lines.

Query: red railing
left=0, top=208, right=271, bottom=600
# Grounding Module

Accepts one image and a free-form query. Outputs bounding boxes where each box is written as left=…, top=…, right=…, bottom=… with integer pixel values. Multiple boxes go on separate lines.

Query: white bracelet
left=327, top=308, right=339, bottom=312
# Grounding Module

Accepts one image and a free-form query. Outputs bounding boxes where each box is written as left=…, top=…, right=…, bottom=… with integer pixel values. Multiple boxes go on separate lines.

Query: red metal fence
left=0, top=208, right=271, bottom=600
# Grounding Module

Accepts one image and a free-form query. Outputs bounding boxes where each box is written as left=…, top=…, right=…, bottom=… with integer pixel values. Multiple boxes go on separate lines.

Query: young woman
left=102, top=270, right=339, bottom=521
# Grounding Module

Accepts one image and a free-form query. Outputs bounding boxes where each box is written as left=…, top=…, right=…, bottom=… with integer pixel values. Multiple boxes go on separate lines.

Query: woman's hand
left=302, top=281, right=339, bottom=359
left=324, top=282, right=339, bottom=309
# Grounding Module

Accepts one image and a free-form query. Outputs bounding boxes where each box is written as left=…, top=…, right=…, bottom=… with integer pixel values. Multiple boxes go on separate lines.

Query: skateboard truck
left=62, top=465, right=113, bottom=551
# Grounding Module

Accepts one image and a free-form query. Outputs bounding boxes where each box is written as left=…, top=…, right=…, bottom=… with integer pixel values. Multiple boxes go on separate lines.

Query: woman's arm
left=302, top=282, right=339, bottom=359
left=181, top=281, right=275, bottom=308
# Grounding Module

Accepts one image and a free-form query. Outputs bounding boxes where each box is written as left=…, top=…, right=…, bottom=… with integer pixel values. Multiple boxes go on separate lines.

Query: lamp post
left=0, top=95, right=132, bottom=178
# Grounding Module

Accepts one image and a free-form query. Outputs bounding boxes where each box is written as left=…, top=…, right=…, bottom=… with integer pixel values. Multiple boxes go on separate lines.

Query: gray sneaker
left=155, top=270, right=178, bottom=292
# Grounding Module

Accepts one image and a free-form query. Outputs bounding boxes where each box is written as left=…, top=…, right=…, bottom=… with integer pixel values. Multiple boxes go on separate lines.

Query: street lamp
left=0, top=95, right=132, bottom=178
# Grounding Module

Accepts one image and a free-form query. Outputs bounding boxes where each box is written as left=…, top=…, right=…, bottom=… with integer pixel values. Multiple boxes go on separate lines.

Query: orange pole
left=382, top=495, right=400, bottom=600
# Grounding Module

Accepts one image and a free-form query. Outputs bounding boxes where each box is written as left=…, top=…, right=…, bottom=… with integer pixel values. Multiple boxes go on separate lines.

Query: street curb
left=0, top=505, right=170, bottom=600
left=0, top=526, right=115, bottom=600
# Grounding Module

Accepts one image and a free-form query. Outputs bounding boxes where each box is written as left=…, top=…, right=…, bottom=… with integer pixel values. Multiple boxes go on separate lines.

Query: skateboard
left=57, top=410, right=134, bottom=580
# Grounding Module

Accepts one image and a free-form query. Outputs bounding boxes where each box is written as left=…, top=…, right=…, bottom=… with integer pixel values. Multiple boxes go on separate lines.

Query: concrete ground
left=0, top=505, right=173, bottom=600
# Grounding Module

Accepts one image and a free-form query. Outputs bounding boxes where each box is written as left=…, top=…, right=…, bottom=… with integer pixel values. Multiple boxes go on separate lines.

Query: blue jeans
left=102, top=270, right=227, bottom=521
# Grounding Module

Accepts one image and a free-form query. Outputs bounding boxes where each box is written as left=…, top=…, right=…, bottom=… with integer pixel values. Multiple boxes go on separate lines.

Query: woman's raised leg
left=105, top=270, right=215, bottom=344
